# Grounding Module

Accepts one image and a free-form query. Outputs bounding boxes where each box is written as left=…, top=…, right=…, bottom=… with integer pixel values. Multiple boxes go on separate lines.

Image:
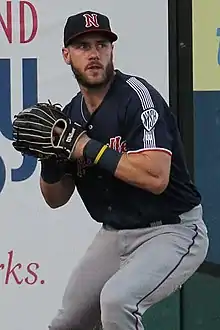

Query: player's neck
left=80, top=87, right=108, bottom=113
left=80, top=75, right=114, bottom=113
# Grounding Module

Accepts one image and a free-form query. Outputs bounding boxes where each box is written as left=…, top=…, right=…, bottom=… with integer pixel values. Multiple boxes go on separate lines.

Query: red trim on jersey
left=127, top=148, right=172, bottom=156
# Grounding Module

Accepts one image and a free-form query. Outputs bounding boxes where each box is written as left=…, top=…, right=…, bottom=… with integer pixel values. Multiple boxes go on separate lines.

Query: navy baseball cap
left=63, top=11, right=118, bottom=47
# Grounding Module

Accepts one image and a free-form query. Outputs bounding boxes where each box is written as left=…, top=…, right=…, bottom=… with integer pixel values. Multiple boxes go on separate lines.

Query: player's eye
left=97, top=41, right=108, bottom=48
left=80, top=43, right=90, bottom=50
left=74, top=42, right=90, bottom=50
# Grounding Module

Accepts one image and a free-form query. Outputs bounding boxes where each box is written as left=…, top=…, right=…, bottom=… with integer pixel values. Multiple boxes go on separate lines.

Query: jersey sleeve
left=125, top=79, right=173, bottom=156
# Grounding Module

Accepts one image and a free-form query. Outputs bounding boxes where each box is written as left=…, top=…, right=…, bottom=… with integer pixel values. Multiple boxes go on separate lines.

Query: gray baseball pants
left=49, top=204, right=209, bottom=330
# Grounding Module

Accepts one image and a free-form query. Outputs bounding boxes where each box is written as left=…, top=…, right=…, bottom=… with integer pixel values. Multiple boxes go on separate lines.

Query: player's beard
left=70, top=58, right=114, bottom=89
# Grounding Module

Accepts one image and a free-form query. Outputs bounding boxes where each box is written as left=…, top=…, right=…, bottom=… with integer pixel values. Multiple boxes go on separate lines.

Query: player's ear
left=62, top=47, right=71, bottom=65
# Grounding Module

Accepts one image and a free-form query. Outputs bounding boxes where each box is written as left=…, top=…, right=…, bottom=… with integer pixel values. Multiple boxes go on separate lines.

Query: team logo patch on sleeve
left=141, top=108, right=159, bottom=132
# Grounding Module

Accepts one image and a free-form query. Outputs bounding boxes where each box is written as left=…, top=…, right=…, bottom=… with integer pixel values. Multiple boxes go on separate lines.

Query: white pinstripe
left=143, top=129, right=156, bottom=149
left=126, top=77, right=172, bottom=155
left=127, top=77, right=154, bottom=109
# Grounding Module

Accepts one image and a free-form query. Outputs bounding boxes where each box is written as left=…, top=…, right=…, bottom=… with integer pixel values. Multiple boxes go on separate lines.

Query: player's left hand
left=12, top=101, right=87, bottom=160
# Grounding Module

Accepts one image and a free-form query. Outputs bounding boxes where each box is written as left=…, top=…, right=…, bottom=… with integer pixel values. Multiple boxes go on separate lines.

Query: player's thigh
left=50, top=226, right=120, bottom=329
left=63, top=226, right=120, bottom=306
left=100, top=219, right=208, bottom=318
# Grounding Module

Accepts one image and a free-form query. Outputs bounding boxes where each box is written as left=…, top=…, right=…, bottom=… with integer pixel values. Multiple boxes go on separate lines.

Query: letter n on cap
left=83, top=14, right=99, bottom=28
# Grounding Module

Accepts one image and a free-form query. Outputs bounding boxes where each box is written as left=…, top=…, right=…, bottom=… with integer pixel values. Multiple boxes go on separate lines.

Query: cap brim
left=65, top=29, right=118, bottom=46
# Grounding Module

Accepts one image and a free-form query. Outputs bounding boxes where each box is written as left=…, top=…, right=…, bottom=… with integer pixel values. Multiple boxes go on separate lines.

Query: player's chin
left=85, top=75, right=106, bottom=86
left=86, top=71, right=103, bottom=80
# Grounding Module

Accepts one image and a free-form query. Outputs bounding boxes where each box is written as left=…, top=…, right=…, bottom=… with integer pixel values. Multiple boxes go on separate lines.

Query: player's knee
left=49, top=320, right=84, bottom=330
left=100, top=283, right=128, bottom=317
left=49, top=308, right=84, bottom=330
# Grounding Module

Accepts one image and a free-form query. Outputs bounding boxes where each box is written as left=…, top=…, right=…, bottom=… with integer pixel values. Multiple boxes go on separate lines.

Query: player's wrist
left=69, top=133, right=91, bottom=159
left=83, top=139, right=122, bottom=175
left=40, top=158, right=67, bottom=184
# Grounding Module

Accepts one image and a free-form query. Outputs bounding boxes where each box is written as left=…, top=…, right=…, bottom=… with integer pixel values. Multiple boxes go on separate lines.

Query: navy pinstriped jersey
left=63, top=70, right=201, bottom=229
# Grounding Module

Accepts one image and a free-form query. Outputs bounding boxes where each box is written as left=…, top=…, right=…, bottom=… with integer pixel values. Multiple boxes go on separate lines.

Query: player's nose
left=88, top=46, right=100, bottom=60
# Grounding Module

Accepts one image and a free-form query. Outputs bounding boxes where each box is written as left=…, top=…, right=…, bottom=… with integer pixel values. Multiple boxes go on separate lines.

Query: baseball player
left=12, top=11, right=209, bottom=330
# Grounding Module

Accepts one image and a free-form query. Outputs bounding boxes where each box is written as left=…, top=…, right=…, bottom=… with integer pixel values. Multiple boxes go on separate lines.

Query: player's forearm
left=40, top=176, right=75, bottom=208
left=81, top=139, right=168, bottom=194
left=114, top=153, right=166, bottom=194
left=40, top=158, right=75, bottom=208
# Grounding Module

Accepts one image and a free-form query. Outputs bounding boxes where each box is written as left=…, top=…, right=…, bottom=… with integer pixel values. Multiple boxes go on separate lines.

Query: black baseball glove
left=12, top=101, right=86, bottom=160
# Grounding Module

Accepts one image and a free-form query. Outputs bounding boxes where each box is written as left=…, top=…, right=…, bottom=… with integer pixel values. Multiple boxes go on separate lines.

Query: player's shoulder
left=61, top=92, right=81, bottom=117
left=116, top=70, right=167, bottom=113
